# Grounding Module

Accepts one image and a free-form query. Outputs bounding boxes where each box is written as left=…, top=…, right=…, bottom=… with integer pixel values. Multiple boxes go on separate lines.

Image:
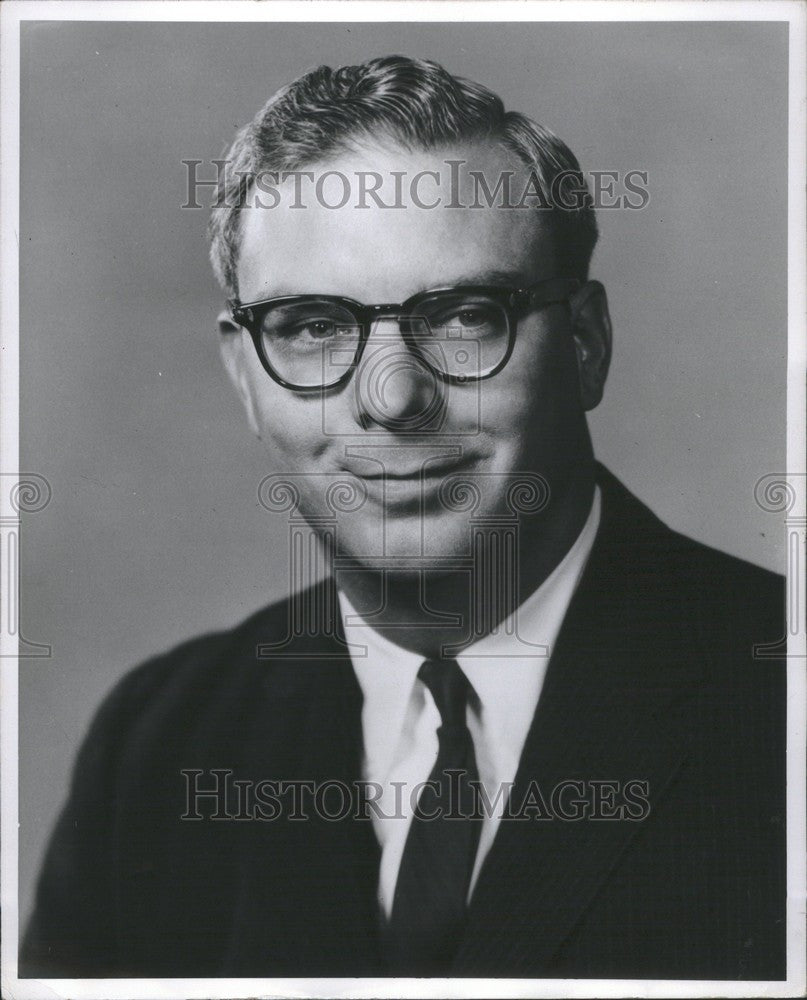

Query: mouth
left=339, top=455, right=483, bottom=510
left=341, top=456, right=480, bottom=482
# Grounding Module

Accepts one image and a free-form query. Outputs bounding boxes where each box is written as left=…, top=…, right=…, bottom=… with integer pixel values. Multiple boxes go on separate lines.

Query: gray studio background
left=19, top=21, right=787, bottom=929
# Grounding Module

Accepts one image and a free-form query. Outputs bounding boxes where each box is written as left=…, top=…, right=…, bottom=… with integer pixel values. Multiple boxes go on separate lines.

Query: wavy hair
left=208, top=55, right=598, bottom=297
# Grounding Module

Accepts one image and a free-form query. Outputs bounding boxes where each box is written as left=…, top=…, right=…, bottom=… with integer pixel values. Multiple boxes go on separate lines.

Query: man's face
left=223, top=141, right=608, bottom=566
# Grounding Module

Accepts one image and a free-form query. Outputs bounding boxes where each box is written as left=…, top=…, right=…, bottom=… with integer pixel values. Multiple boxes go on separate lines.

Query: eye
left=455, top=307, right=490, bottom=328
left=274, top=317, right=358, bottom=343
left=424, top=300, right=502, bottom=337
left=294, top=319, right=339, bottom=340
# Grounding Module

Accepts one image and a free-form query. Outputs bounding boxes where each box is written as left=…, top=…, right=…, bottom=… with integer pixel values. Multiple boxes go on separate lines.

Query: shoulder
left=667, top=526, right=782, bottom=606
left=104, top=596, right=290, bottom=698
left=78, top=591, right=316, bottom=771
left=595, top=464, right=783, bottom=637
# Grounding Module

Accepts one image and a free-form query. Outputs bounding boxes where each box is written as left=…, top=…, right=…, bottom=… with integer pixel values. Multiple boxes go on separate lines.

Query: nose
left=353, top=317, right=445, bottom=432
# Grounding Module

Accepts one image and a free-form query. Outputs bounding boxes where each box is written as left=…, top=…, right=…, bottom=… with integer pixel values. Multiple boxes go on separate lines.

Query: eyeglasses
left=229, top=277, right=580, bottom=392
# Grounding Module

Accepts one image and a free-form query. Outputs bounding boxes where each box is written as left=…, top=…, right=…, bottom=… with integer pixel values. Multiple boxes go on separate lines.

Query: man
left=22, top=55, right=785, bottom=981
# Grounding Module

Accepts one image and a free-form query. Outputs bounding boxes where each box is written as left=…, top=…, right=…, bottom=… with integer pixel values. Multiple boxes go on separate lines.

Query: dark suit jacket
left=21, top=468, right=786, bottom=980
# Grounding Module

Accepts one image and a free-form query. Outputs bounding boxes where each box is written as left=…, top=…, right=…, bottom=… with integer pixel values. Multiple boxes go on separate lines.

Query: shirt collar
left=456, top=485, right=601, bottom=778
left=339, top=596, right=424, bottom=785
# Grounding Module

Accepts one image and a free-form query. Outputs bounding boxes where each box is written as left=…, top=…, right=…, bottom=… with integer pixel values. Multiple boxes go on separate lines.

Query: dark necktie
left=385, top=659, right=482, bottom=975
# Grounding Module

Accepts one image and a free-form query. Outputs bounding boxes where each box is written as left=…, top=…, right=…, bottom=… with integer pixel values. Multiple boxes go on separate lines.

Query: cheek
left=248, top=377, right=330, bottom=463
left=512, top=325, right=580, bottom=412
left=484, top=335, right=568, bottom=411
left=476, top=329, right=582, bottom=460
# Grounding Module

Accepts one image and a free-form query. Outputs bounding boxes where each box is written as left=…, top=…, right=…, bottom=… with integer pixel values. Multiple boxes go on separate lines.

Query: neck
left=335, top=460, right=597, bottom=658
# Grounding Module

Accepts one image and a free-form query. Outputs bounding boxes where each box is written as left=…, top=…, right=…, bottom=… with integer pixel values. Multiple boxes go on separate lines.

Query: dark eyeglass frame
left=229, top=277, right=581, bottom=392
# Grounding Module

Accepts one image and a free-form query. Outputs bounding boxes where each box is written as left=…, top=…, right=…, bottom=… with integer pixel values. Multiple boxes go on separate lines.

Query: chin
left=384, top=516, right=472, bottom=565
left=329, top=512, right=471, bottom=570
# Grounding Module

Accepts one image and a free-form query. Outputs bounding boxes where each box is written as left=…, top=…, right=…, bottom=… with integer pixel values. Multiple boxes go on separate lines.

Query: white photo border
left=1, top=3, right=804, bottom=999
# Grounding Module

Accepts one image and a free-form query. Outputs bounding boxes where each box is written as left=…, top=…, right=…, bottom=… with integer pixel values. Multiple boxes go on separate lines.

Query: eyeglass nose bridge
left=369, top=302, right=402, bottom=315
left=355, top=304, right=448, bottom=379
left=361, top=302, right=426, bottom=331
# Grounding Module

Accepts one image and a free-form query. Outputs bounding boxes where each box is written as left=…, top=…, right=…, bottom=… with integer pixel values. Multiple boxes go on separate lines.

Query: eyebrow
left=436, top=268, right=531, bottom=289
left=243, top=270, right=532, bottom=304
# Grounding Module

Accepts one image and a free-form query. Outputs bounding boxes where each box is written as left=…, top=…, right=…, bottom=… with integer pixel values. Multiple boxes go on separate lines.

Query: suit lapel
left=454, top=471, right=702, bottom=975
left=221, top=592, right=383, bottom=975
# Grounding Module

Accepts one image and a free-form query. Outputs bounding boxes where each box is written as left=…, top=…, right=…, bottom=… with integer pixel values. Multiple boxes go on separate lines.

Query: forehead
left=236, top=140, right=557, bottom=302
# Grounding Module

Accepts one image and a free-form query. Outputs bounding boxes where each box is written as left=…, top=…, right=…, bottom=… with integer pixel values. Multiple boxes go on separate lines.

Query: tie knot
left=418, top=659, right=471, bottom=730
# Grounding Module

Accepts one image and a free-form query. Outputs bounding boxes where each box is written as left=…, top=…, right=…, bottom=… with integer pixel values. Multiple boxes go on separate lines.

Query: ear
left=568, top=280, right=612, bottom=411
left=217, top=311, right=262, bottom=438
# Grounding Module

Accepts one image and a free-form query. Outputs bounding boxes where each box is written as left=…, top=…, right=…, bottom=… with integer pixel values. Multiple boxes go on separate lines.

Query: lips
left=337, top=456, right=482, bottom=513
left=341, top=457, right=479, bottom=481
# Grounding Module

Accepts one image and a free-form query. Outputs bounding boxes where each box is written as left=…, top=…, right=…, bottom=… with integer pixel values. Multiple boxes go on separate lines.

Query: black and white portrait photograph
left=1, top=2, right=805, bottom=998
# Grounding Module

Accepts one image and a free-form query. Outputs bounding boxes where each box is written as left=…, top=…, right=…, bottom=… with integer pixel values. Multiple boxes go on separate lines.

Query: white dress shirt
left=340, top=486, right=601, bottom=918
